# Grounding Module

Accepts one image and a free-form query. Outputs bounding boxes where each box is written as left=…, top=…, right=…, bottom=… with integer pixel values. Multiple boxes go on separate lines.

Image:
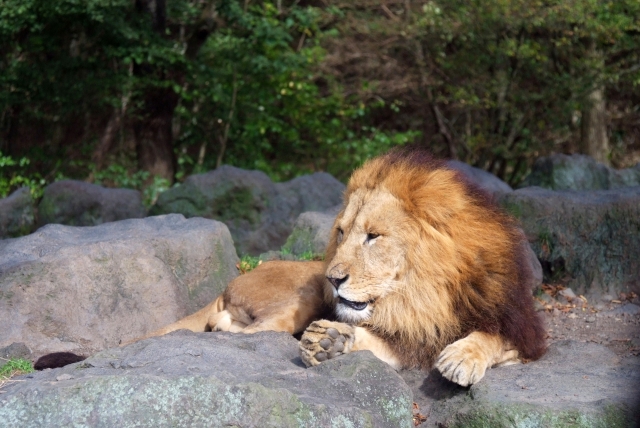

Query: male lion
left=140, top=148, right=546, bottom=386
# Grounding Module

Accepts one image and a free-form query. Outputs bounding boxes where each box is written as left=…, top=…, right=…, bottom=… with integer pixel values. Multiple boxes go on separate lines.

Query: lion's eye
left=336, top=228, right=344, bottom=244
left=366, top=233, right=380, bottom=244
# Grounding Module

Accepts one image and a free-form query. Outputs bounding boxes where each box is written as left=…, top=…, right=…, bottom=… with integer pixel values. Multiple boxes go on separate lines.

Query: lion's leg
left=299, top=320, right=401, bottom=369
left=434, top=331, right=519, bottom=386
left=121, top=295, right=226, bottom=346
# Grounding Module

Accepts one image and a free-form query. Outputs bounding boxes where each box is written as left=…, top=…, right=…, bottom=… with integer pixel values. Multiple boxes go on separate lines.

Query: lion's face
left=326, top=188, right=409, bottom=323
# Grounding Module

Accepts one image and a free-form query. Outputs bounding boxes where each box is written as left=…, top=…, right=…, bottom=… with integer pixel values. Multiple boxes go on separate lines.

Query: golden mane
left=325, top=148, right=545, bottom=369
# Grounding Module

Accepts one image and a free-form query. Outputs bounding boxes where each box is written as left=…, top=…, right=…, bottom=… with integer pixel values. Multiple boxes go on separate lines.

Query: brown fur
left=321, top=147, right=546, bottom=369
left=128, top=260, right=330, bottom=342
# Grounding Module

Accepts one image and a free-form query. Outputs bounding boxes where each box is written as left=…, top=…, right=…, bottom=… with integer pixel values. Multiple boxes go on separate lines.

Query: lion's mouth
left=338, top=296, right=368, bottom=311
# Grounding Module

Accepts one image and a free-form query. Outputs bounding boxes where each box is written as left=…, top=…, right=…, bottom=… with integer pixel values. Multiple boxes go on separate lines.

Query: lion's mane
left=324, top=147, right=546, bottom=369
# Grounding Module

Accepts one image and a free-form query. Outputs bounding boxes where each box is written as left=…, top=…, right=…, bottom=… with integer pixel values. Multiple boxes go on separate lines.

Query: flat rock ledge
left=0, top=331, right=412, bottom=428
left=404, top=340, right=640, bottom=427
left=1, top=334, right=638, bottom=428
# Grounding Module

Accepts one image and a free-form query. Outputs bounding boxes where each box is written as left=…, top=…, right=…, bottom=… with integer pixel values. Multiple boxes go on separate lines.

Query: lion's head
left=323, top=148, right=544, bottom=368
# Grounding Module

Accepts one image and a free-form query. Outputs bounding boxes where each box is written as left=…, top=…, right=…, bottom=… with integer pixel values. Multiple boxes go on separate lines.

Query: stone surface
left=37, top=180, right=146, bottom=228
left=521, top=153, right=640, bottom=190
left=0, top=331, right=413, bottom=428
left=610, top=303, right=640, bottom=316
left=498, top=186, right=640, bottom=298
left=0, top=215, right=238, bottom=358
left=0, top=342, right=31, bottom=360
left=150, top=166, right=344, bottom=255
left=0, top=187, right=35, bottom=239
left=403, top=340, right=640, bottom=427
left=282, top=207, right=340, bottom=256
left=446, top=160, right=513, bottom=198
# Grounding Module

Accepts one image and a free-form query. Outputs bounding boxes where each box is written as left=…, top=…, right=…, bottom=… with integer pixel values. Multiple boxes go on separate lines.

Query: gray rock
left=498, top=186, right=640, bottom=298
left=0, top=215, right=238, bottom=358
left=150, top=166, right=344, bottom=255
left=404, top=340, right=640, bottom=427
left=610, top=303, right=640, bottom=316
left=0, top=331, right=413, bottom=427
left=37, top=180, right=146, bottom=228
left=446, top=160, right=513, bottom=198
left=0, top=342, right=31, bottom=360
left=282, top=210, right=336, bottom=256
left=0, top=188, right=35, bottom=239
left=521, top=153, right=640, bottom=190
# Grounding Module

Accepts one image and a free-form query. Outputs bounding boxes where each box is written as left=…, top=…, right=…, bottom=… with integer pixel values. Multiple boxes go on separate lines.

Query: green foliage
left=1, top=0, right=637, bottom=187
left=0, top=358, right=34, bottom=379
left=0, top=152, right=46, bottom=198
left=411, top=0, right=640, bottom=182
left=92, top=164, right=170, bottom=207
left=297, top=250, right=324, bottom=261
left=175, top=1, right=418, bottom=181
left=237, top=254, right=262, bottom=274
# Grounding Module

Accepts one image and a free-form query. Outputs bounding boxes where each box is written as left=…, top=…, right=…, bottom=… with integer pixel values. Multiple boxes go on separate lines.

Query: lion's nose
left=327, top=274, right=349, bottom=290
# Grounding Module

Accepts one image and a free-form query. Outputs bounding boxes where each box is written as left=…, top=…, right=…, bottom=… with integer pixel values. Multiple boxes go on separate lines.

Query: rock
left=0, top=214, right=238, bottom=358
left=446, top=160, right=513, bottom=198
left=523, top=239, right=543, bottom=291
left=404, top=340, right=640, bottom=427
left=558, top=288, right=577, bottom=299
left=610, top=303, right=640, bottom=316
left=37, top=180, right=146, bottom=228
left=498, top=186, right=640, bottom=299
left=521, top=153, right=640, bottom=190
left=150, top=166, right=344, bottom=255
left=0, top=331, right=413, bottom=427
left=0, top=188, right=35, bottom=239
left=586, top=316, right=596, bottom=323
left=601, top=294, right=615, bottom=302
left=0, top=342, right=31, bottom=360
left=282, top=209, right=338, bottom=256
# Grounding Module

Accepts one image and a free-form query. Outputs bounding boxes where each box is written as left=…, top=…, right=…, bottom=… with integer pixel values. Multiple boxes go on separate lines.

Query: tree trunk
left=134, top=87, right=178, bottom=182
left=580, top=86, right=610, bottom=166
left=580, top=41, right=609, bottom=166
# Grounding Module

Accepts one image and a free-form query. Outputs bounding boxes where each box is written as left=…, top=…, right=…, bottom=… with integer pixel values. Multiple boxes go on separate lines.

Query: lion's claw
left=299, top=320, right=355, bottom=367
left=434, top=341, right=488, bottom=387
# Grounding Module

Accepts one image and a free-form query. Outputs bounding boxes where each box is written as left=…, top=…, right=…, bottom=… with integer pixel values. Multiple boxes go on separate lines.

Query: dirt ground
left=536, top=287, right=640, bottom=359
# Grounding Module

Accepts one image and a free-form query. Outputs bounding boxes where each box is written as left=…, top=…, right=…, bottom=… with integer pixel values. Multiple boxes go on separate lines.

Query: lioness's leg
left=299, top=320, right=401, bottom=369
left=434, top=331, right=519, bottom=386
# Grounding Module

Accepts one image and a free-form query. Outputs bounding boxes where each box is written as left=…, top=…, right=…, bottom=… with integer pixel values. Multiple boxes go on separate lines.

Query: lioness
left=141, top=147, right=546, bottom=386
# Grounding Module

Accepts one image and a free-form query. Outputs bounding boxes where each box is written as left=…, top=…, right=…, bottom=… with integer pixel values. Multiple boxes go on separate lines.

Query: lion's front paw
left=299, top=320, right=355, bottom=367
left=434, top=340, right=489, bottom=387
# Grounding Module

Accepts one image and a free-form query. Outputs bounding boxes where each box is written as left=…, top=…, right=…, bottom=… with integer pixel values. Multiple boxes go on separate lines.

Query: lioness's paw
left=435, top=340, right=489, bottom=387
left=299, top=320, right=355, bottom=367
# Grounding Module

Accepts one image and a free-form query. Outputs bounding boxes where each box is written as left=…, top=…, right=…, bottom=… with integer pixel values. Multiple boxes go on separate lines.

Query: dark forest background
left=1, top=0, right=639, bottom=203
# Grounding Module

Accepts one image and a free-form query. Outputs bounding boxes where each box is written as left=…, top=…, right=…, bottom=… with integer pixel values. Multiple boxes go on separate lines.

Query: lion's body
left=137, top=260, right=330, bottom=340
left=135, top=148, right=546, bottom=386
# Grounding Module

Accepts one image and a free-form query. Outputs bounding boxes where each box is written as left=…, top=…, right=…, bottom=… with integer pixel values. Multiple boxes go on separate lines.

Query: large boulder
left=0, top=331, right=413, bottom=428
left=37, top=180, right=146, bottom=228
left=404, top=340, right=640, bottom=427
left=0, top=214, right=238, bottom=358
left=150, top=166, right=345, bottom=255
left=520, top=153, right=640, bottom=190
left=446, top=160, right=513, bottom=198
left=0, top=187, right=35, bottom=239
left=498, top=186, right=640, bottom=298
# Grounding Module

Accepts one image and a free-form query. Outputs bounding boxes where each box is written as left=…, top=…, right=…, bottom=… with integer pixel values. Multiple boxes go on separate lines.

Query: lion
left=138, top=147, right=546, bottom=386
